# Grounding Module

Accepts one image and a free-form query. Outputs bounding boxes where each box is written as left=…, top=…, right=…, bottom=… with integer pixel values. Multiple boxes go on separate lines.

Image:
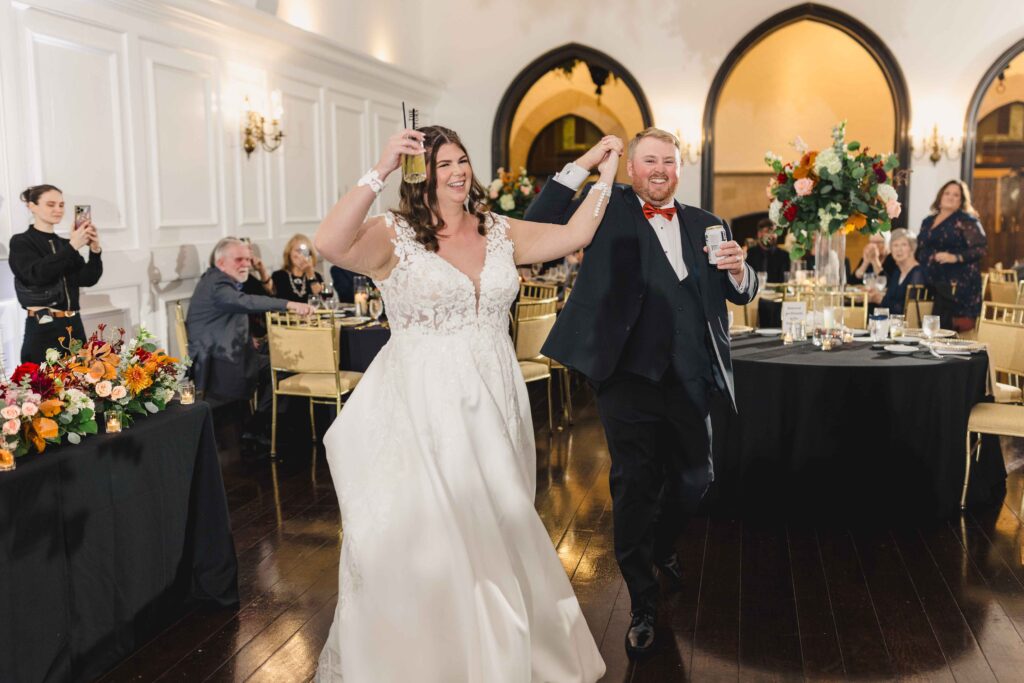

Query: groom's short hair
left=627, top=128, right=680, bottom=159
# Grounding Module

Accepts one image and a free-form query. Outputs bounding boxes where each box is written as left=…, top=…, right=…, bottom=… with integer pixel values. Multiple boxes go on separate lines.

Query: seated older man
left=187, top=237, right=312, bottom=421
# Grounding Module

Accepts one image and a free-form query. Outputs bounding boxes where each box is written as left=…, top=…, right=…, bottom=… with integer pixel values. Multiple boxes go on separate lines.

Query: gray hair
left=211, top=237, right=245, bottom=266
left=888, top=228, right=916, bottom=252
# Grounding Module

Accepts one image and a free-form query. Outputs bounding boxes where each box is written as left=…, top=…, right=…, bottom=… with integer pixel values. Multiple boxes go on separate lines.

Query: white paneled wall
left=0, top=0, right=440, bottom=367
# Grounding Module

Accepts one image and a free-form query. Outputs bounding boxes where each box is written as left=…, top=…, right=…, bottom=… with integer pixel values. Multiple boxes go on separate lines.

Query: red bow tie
left=642, top=203, right=676, bottom=221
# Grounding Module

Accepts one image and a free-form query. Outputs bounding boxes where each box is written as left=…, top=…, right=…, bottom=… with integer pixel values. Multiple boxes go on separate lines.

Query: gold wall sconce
left=912, top=123, right=962, bottom=165
left=674, top=129, right=701, bottom=165
left=242, top=89, right=284, bottom=157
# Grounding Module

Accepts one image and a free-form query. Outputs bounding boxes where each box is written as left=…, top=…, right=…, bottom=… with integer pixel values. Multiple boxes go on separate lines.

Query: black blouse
left=270, top=269, right=324, bottom=303
left=8, top=225, right=102, bottom=310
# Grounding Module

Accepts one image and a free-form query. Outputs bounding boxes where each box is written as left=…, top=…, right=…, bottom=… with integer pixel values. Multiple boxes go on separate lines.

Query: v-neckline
left=432, top=232, right=491, bottom=312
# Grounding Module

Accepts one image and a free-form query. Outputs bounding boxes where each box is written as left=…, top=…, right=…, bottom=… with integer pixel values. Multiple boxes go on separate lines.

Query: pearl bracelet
left=591, top=182, right=611, bottom=217
left=357, top=169, right=385, bottom=195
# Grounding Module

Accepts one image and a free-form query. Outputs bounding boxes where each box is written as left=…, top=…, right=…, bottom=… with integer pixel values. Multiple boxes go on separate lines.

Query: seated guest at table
left=745, top=218, right=789, bottom=282
left=187, top=237, right=312, bottom=423
left=9, top=184, right=102, bottom=362
left=272, top=234, right=324, bottom=303
left=329, top=264, right=357, bottom=302
left=868, top=228, right=925, bottom=314
left=241, top=240, right=274, bottom=343
left=849, top=232, right=896, bottom=285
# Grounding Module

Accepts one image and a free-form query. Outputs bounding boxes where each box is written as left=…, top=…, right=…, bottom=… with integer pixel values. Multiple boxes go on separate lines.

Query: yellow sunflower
left=123, top=365, right=153, bottom=395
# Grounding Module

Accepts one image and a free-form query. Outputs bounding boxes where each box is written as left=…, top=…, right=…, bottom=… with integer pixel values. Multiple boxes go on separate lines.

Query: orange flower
left=33, top=416, right=58, bottom=439
left=844, top=212, right=867, bottom=233
left=39, top=399, right=63, bottom=417
left=123, top=365, right=153, bottom=395
left=0, top=449, right=13, bottom=467
left=71, top=341, right=119, bottom=381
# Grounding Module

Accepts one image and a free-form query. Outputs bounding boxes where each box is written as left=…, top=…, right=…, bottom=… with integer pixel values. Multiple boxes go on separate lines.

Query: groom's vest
left=616, top=218, right=713, bottom=388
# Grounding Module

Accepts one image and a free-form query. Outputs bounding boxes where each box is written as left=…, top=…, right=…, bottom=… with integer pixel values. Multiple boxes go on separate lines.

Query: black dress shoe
left=625, top=610, right=656, bottom=659
left=655, top=553, right=684, bottom=590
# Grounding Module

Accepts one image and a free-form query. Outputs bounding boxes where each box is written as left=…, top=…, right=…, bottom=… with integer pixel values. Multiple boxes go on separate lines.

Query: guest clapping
left=916, top=180, right=986, bottom=331
left=868, top=229, right=925, bottom=314
left=9, top=185, right=102, bottom=362
left=850, top=232, right=895, bottom=285
left=272, top=234, right=324, bottom=303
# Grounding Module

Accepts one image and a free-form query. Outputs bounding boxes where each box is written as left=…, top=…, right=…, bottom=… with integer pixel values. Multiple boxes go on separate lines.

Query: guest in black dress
left=8, top=185, right=102, bottom=362
left=916, top=180, right=986, bottom=331
left=329, top=264, right=357, bottom=303
left=745, top=218, right=789, bottom=282
left=869, top=229, right=926, bottom=314
left=849, top=232, right=896, bottom=285
left=271, top=234, right=324, bottom=303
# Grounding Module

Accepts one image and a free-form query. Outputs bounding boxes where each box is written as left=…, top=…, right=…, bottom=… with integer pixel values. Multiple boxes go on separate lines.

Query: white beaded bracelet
left=357, top=168, right=385, bottom=195
left=591, top=182, right=611, bottom=217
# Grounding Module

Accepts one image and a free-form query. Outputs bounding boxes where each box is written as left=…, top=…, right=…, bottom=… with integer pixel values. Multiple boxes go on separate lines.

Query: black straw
left=401, top=101, right=408, bottom=129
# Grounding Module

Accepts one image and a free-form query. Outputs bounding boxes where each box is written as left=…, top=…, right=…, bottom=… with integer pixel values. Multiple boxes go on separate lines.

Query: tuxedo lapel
left=623, top=188, right=653, bottom=280
left=678, top=204, right=705, bottom=289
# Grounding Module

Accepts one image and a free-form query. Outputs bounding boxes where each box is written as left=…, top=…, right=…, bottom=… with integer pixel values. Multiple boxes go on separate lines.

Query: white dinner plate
left=755, top=328, right=782, bottom=336
left=848, top=328, right=869, bottom=336
left=883, top=344, right=916, bottom=355
left=894, top=336, right=921, bottom=344
left=905, top=328, right=956, bottom=339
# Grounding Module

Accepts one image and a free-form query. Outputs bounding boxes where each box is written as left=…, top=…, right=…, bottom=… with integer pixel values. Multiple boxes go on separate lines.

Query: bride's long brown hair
left=393, top=125, right=489, bottom=252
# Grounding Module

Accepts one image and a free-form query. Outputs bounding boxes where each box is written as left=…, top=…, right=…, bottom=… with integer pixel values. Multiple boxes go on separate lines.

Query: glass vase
left=814, top=229, right=847, bottom=290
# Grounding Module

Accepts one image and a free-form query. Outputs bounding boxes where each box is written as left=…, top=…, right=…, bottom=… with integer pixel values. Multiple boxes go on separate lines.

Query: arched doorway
left=492, top=44, right=653, bottom=183
left=962, top=39, right=1024, bottom=269
left=702, top=4, right=911, bottom=251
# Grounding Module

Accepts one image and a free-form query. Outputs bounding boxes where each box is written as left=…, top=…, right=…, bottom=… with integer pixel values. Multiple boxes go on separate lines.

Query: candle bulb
left=782, top=330, right=794, bottom=345
left=821, top=336, right=835, bottom=351
left=105, top=410, right=122, bottom=434
left=354, top=291, right=368, bottom=316
left=179, top=381, right=195, bottom=405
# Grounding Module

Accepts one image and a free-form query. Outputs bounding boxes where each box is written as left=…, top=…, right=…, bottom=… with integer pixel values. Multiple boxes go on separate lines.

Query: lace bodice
left=376, top=211, right=520, bottom=336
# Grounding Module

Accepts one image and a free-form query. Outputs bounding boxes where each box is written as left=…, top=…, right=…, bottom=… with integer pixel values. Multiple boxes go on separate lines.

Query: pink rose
left=488, top=188, right=499, bottom=199
left=21, top=402, right=38, bottom=417
left=2, top=419, right=19, bottom=436
left=885, top=198, right=901, bottom=218
left=95, top=381, right=113, bottom=398
left=0, top=405, right=20, bottom=420
left=794, top=178, right=814, bottom=197
left=111, top=386, right=128, bottom=400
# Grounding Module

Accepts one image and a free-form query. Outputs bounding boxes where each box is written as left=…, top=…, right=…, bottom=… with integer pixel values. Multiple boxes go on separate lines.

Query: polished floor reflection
left=97, top=395, right=1024, bottom=682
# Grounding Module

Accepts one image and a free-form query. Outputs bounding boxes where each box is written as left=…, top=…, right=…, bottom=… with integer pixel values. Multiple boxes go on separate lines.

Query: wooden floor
left=98, top=393, right=1024, bottom=683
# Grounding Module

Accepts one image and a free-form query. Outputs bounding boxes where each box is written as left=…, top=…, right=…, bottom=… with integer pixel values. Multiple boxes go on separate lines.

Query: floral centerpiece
left=0, top=324, right=187, bottom=463
left=764, top=121, right=904, bottom=280
left=486, top=167, right=537, bottom=219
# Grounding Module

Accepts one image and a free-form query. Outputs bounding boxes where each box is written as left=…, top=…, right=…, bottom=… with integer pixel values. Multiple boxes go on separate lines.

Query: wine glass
left=368, top=297, right=384, bottom=322
left=320, top=281, right=336, bottom=310
left=922, top=315, right=941, bottom=340
left=874, top=274, right=887, bottom=293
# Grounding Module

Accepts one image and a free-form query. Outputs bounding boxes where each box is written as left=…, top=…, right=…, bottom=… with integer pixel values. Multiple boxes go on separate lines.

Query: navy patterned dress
left=915, top=211, right=987, bottom=319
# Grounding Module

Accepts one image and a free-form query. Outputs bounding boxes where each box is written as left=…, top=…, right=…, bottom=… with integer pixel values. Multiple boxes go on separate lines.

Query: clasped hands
left=69, top=220, right=101, bottom=253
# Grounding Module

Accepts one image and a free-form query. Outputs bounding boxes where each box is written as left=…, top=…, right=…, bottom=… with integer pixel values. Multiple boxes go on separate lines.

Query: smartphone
left=74, top=204, right=91, bottom=229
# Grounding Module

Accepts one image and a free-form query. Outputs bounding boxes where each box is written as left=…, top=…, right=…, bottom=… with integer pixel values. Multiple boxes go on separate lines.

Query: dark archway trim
left=962, top=36, right=1024, bottom=187
left=490, top=43, right=654, bottom=175
left=701, top=4, right=912, bottom=218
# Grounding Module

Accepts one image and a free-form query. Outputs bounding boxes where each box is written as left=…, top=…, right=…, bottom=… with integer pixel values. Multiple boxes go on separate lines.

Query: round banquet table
left=339, top=324, right=391, bottom=371
left=709, top=335, right=1006, bottom=518
left=757, top=296, right=783, bottom=328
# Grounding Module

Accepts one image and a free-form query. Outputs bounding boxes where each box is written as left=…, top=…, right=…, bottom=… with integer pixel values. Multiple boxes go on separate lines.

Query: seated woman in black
left=8, top=185, right=102, bottom=362
left=869, top=228, right=926, bottom=315
left=849, top=232, right=896, bottom=285
left=271, top=234, right=324, bottom=303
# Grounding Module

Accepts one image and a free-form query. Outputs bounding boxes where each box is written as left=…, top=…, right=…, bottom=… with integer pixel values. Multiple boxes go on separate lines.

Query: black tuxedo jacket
left=524, top=181, right=757, bottom=410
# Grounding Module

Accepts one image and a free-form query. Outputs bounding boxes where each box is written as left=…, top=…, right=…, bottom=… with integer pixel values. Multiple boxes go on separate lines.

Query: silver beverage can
left=705, top=225, right=726, bottom=264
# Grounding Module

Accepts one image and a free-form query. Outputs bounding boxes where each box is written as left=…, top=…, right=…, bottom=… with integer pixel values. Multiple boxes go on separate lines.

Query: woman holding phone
left=8, top=184, right=102, bottom=362
left=271, top=234, right=324, bottom=303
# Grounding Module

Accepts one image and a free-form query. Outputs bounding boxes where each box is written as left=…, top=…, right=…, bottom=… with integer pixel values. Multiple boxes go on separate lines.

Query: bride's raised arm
left=314, top=129, right=424, bottom=280
left=506, top=142, right=620, bottom=266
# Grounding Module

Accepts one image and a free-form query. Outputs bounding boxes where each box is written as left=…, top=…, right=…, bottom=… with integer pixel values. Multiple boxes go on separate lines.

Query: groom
left=525, top=128, right=756, bottom=658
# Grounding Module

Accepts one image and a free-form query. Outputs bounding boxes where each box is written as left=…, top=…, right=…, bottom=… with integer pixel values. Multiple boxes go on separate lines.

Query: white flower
left=95, top=381, right=112, bottom=398
left=817, top=202, right=845, bottom=228
left=768, top=199, right=783, bottom=225
left=488, top=178, right=502, bottom=193
left=45, top=348, right=60, bottom=364
left=876, top=183, right=897, bottom=203
left=764, top=151, right=782, bottom=164
left=792, top=136, right=809, bottom=154
left=814, top=148, right=842, bottom=175
left=498, top=194, right=516, bottom=212
left=61, top=388, right=93, bottom=416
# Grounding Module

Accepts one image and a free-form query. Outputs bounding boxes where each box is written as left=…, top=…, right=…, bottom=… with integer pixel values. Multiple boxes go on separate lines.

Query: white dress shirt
left=552, top=162, right=750, bottom=292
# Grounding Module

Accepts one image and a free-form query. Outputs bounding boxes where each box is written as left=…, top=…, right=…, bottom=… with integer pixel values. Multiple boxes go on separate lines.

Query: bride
left=312, top=125, right=620, bottom=682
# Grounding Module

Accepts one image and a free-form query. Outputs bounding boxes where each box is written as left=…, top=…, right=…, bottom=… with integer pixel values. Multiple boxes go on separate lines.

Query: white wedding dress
left=316, top=211, right=606, bottom=682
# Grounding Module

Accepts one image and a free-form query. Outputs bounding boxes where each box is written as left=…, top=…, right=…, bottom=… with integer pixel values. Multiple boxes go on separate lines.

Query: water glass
left=874, top=274, right=888, bottom=292
left=869, top=313, right=890, bottom=342
left=757, top=271, right=768, bottom=291
left=812, top=326, right=824, bottom=347
left=922, top=315, right=941, bottom=339
left=369, top=297, right=384, bottom=322
left=789, top=319, right=807, bottom=341
left=863, top=272, right=876, bottom=290
left=889, top=314, right=906, bottom=339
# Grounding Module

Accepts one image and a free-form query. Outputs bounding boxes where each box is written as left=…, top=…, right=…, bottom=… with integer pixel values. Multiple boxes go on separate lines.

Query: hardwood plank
left=244, top=595, right=337, bottom=683
left=816, top=529, right=895, bottom=679
left=690, top=517, right=742, bottom=681
left=953, top=516, right=1024, bottom=638
left=786, top=526, right=844, bottom=680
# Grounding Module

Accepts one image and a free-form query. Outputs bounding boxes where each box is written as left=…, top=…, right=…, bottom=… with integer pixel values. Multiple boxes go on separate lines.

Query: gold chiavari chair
left=976, top=302, right=1024, bottom=404
left=988, top=268, right=1019, bottom=284
left=174, top=301, right=190, bottom=361
left=520, top=281, right=559, bottom=301
left=989, top=279, right=1019, bottom=305
left=266, top=310, right=363, bottom=458
left=1017, top=280, right=1024, bottom=305
left=839, top=290, right=868, bottom=329
left=512, top=297, right=558, bottom=432
left=903, top=285, right=933, bottom=329
left=962, top=401, right=1024, bottom=511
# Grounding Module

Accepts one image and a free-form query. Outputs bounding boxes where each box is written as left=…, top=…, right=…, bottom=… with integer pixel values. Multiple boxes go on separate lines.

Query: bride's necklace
left=287, top=271, right=307, bottom=298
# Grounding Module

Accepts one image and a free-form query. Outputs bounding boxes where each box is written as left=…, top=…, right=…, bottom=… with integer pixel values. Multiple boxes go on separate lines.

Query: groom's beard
left=633, top=175, right=677, bottom=205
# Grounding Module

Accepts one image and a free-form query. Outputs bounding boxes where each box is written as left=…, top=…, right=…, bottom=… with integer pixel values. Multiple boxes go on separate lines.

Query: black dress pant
left=20, top=315, right=87, bottom=363
left=595, top=372, right=713, bottom=614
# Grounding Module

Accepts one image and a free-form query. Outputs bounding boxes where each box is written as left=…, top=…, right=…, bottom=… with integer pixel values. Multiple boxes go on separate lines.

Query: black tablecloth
left=710, top=336, right=1005, bottom=518
left=0, top=402, right=238, bottom=682
left=340, top=325, right=391, bottom=372
left=758, top=297, right=783, bottom=328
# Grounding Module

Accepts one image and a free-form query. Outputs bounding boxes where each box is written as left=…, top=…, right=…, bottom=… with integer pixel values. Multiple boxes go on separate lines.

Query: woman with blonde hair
left=916, top=179, right=986, bottom=331
left=271, top=233, right=324, bottom=303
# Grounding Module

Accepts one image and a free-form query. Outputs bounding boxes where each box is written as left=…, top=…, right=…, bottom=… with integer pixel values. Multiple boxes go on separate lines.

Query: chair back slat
left=266, top=312, right=339, bottom=373
left=977, top=303, right=1024, bottom=392
left=520, top=282, right=559, bottom=301
left=174, top=302, right=189, bottom=359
